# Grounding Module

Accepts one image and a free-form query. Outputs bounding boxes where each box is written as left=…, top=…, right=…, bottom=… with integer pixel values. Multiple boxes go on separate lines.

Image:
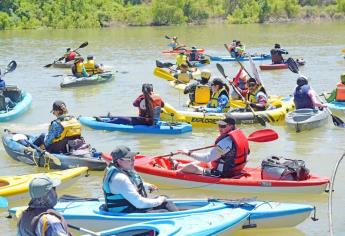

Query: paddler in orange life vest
left=63, top=48, right=80, bottom=63
left=102, top=84, right=165, bottom=126
left=175, top=114, right=249, bottom=178
left=325, top=73, right=345, bottom=103
left=245, top=78, right=268, bottom=111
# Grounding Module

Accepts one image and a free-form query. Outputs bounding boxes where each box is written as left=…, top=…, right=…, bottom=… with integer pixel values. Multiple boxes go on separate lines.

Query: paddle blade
left=331, top=114, right=345, bottom=128
left=255, top=115, right=266, bottom=127
left=0, top=197, right=8, bottom=208
left=216, top=63, right=227, bottom=78
left=5, top=60, right=17, bottom=73
left=78, top=41, right=88, bottom=49
left=165, top=35, right=171, bottom=39
left=286, top=57, right=299, bottom=74
left=44, top=63, right=53, bottom=68
left=247, top=129, right=278, bottom=142
left=45, top=152, right=62, bottom=166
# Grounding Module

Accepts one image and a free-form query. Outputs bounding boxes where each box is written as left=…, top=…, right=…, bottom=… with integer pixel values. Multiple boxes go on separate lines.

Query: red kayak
left=259, top=64, right=288, bottom=70
left=162, top=48, right=205, bottom=54
left=102, top=154, right=329, bottom=194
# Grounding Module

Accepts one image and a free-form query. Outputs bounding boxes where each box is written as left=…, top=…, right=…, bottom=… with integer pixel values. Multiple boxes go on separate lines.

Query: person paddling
left=199, top=78, right=229, bottom=113
left=102, top=145, right=178, bottom=213
left=71, top=57, right=89, bottom=78
left=169, top=36, right=184, bottom=50
left=175, top=114, right=248, bottom=178
left=174, top=63, right=193, bottom=84
left=245, top=78, right=268, bottom=111
left=63, top=48, right=80, bottom=63
left=184, top=69, right=212, bottom=106
left=83, top=55, right=103, bottom=75
left=325, top=73, right=345, bottom=103
left=0, top=68, right=16, bottom=109
left=270, top=44, right=288, bottom=64
left=230, top=68, right=249, bottom=100
left=17, top=176, right=71, bottom=236
left=293, top=76, right=327, bottom=110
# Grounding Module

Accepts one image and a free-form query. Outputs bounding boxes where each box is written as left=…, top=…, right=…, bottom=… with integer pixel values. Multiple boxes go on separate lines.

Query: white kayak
left=285, top=108, right=329, bottom=132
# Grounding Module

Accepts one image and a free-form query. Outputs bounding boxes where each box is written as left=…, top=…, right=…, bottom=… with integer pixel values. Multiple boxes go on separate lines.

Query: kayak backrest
left=0, top=180, right=9, bottom=187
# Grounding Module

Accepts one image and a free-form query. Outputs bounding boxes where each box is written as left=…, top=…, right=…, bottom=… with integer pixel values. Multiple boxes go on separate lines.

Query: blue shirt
left=35, top=214, right=69, bottom=236
left=44, top=120, right=63, bottom=146
left=205, top=94, right=229, bottom=113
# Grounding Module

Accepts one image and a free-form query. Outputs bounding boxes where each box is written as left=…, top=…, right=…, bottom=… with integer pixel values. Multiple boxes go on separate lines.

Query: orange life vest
left=336, top=82, right=345, bottom=101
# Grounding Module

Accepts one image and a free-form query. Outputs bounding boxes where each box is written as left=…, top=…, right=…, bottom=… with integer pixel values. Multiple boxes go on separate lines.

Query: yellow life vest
left=176, top=55, right=187, bottom=67
left=246, top=85, right=268, bottom=109
left=76, top=62, right=84, bottom=73
left=177, top=72, right=191, bottom=84
left=195, top=85, right=211, bottom=104
left=51, top=115, right=81, bottom=143
left=209, top=87, right=229, bottom=108
left=84, top=59, right=96, bottom=74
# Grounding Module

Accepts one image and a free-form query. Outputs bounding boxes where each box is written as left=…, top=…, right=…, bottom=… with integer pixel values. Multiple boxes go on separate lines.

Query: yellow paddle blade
left=153, top=68, right=176, bottom=81
left=342, top=49, right=345, bottom=53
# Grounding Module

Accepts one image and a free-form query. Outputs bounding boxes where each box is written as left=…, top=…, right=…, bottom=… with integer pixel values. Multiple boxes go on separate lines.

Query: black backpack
left=261, top=156, right=310, bottom=181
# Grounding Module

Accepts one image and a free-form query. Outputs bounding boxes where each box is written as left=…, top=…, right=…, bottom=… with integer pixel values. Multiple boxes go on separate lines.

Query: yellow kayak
left=161, top=96, right=295, bottom=127
left=0, top=167, right=88, bottom=200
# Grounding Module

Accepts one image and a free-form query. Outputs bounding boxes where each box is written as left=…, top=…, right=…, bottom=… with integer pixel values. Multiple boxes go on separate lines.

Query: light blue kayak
left=210, top=54, right=271, bottom=62
left=79, top=116, right=192, bottom=134
left=327, top=101, right=345, bottom=118
left=0, top=90, right=32, bottom=122
left=9, top=198, right=314, bottom=232
left=83, top=207, right=249, bottom=236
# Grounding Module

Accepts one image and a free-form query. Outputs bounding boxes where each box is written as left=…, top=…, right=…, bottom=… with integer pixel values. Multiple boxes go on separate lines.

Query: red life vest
left=336, top=82, right=345, bottom=101
left=68, top=51, right=76, bottom=61
left=139, top=93, right=163, bottom=118
left=210, top=129, right=249, bottom=177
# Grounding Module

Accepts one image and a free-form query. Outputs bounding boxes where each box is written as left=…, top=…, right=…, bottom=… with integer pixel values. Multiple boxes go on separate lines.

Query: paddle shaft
left=68, top=224, right=99, bottom=236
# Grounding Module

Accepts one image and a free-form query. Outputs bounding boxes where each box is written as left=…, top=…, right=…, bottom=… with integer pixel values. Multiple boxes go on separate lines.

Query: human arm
left=44, top=121, right=64, bottom=147
left=308, top=90, right=327, bottom=108
left=35, top=214, right=69, bottom=236
left=109, top=172, right=165, bottom=209
left=248, top=92, right=268, bottom=110
left=133, top=94, right=144, bottom=107
left=204, top=94, right=229, bottom=113
left=278, top=48, right=288, bottom=54
left=144, top=182, right=158, bottom=192
left=81, top=66, right=89, bottom=77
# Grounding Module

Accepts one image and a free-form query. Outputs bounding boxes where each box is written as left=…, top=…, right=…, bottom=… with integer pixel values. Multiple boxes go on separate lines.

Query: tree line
left=0, top=0, right=345, bottom=30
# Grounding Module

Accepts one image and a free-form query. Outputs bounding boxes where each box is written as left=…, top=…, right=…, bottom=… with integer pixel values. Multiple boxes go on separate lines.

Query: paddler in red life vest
left=63, top=48, right=80, bottom=63
left=175, top=114, right=249, bottom=178
left=325, top=73, right=345, bottom=103
left=101, top=84, right=165, bottom=126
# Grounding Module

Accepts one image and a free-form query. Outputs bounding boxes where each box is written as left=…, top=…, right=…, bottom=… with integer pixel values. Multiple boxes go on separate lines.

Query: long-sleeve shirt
left=35, top=214, right=69, bottom=236
left=205, top=94, right=229, bottom=113
left=109, top=171, right=164, bottom=209
left=44, top=121, right=63, bottom=147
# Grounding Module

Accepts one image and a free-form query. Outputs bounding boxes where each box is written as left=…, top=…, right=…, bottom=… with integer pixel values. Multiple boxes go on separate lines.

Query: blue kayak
left=210, top=54, right=271, bottom=62
left=0, top=89, right=32, bottom=122
left=9, top=198, right=314, bottom=232
left=327, top=101, right=345, bottom=118
left=79, top=116, right=192, bottom=135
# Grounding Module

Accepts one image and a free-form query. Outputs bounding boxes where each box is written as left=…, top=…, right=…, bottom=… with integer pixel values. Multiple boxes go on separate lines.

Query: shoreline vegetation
left=0, top=0, right=345, bottom=30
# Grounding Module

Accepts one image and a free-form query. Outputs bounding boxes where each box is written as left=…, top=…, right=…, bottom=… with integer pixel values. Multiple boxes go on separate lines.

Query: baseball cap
left=29, top=175, right=61, bottom=199
left=216, top=114, right=236, bottom=126
left=51, top=100, right=66, bottom=113
left=211, top=78, right=224, bottom=86
left=111, top=145, right=138, bottom=161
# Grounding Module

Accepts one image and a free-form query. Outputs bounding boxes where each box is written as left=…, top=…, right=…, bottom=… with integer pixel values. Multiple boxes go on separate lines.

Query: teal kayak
left=327, top=101, right=345, bottom=118
left=79, top=116, right=192, bottom=135
left=9, top=198, right=314, bottom=232
left=210, top=54, right=271, bottom=62
left=0, top=89, right=32, bottom=122
left=60, top=72, right=114, bottom=88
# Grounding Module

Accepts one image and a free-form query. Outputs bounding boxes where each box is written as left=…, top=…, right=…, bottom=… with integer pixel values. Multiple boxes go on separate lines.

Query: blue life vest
left=293, top=85, right=314, bottom=109
left=0, top=80, right=5, bottom=89
left=102, top=165, right=147, bottom=213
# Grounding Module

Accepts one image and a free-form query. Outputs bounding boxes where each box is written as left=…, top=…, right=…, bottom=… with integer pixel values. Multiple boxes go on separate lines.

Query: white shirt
left=109, top=171, right=164, bottom=209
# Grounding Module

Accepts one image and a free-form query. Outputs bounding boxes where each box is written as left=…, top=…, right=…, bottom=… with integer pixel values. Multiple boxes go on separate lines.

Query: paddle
left=0, top=197, right=8, bottom=208
left=156, top=60, right=175, bottom=68
left=153, top=67, right=176, bottom=81
left=1, top=60, right=17, bottom=78
left=44, top=41, right=88, bottom=68
left=216, top=63, right=266, bottom=126
left=68, top=224, right=99, bottom=236
left=286, top=58, right=345, bottom=128
left=24, top=139, right=62, bottom=167
left=342, top=49, right=345, bottom=53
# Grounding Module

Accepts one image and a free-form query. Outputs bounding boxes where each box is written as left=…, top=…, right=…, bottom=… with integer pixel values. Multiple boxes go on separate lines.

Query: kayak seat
left=3, top=86, right=22, bottom=103
left=154, top=157, right=171, bottom=170
left=0, top=180, right=9, bottom=187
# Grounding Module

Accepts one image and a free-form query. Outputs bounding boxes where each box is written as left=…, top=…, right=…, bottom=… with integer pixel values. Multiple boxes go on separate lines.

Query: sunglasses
left=119, top=157, right=135, bottom=162
left=218, top=124, right=227, bottom=128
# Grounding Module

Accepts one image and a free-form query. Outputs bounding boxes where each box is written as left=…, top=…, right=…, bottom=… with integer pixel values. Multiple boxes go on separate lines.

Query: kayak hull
left=259, top=63, right=288, bottom=70
left=79, top=116, right=192, bottom=134
left=161, top=97, right=295, bottom=127
left=60, top=72, right=114, bottom=88
left=10, top=199, right=314, bottom=232
left=210, top=55, right=271, bottom=62
left=134, top=155, right=329, bottom=194
left=0, top=90, right=32, bottom=122
left=285, top=108, right=329, bottom=132
left=162, top=48, right=205, bottom=54
left=52, top=61, right=74, bottom=68
left=327, top=101, right=345, bottom=118
left=0, top=167, right=87, bottom=201
left=2, top=130, right=107, bottom=171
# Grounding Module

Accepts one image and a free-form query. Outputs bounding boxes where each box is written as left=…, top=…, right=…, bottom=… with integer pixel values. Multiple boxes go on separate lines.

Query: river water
left=0, top=22, right=344, bottom=235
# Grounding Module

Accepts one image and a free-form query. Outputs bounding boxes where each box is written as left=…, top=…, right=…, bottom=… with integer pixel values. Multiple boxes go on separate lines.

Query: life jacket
left=176, top=55, right=187, bottom=67
left=270, top=49, right=284, bottom=64
left=233, top=68, right=247, bottom=91
left=0, top=80, right=5, bottom=89
left=102, top=165, right=147, bottom=213
left=209, top=87, right=229, bottom=109
left=139, top=93, right=163, bottom=122
left=246, top=85, right=268, bottom=109
left=177, top=72, right=192, bottom=84
left=83, top=59, right=97, bottom=74
left=75, top=61, right=84, bottom=74
left=189, top=52, right=199, bottom=61
left=211, top=129, right=249, bottom=177
left=67, top=52, right=76, bottom=61
left=18, top=208, right=69, bottom=236
left=335, top=82, right=345, bottom=101
left=293, top=84, right=314, bottom=109
left=194, top=85, right=211, bottom=104
left=51, top=115, right=81, bottom=144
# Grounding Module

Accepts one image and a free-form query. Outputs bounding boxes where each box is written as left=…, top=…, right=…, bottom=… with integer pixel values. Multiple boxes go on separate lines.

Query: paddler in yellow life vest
left=184, top=69, right=212, bottom=106
left=176, top=51, right=192, bottom=70
left=325, top=73, right=345, bottom=103
left=245, top=78, right=268, bottom=111
left=71, top=57, right=89, bottom=78
left=32, top=101, right=82, bottom=154
left=196, top=78, right=229, bottom=113
left=174, top=63, right=193, bottom=84
left=84, top=55, right=104, bottom=75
